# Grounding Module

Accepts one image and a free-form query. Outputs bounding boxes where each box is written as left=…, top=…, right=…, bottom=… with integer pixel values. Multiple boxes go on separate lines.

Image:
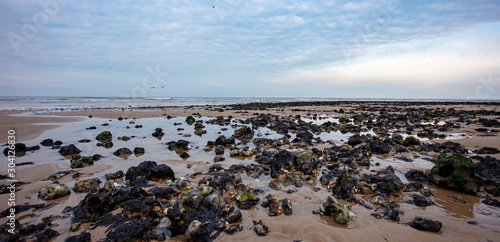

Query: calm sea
left=0, top=96, right=492, bottom=111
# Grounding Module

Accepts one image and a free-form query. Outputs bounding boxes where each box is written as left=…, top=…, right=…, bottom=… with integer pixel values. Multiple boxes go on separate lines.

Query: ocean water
left=0, top=96, right=491, bottom=111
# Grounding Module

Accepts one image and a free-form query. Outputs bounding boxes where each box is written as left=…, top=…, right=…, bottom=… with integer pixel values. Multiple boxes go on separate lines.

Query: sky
left=1, top=0, right=500, bottom=99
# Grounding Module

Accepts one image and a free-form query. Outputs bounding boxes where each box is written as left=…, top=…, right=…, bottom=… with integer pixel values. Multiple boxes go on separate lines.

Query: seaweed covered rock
left=320, top=196, right=357, bottom=224
left=475, top=147, right=500, bottom=155
left=96, top=131, right=112, bottom=141
left=70, top=155, right=95, bottom=168
left=73, top=178, right=101, bottom=193
left=125, top=161, right=175, bottom=182
left=407, top=217, right=442, bottom=232
left=426, top=154, right=477, bottom=195
left=38, top=184, right=71, bottom=200
left=185, top=116, right=196, bottom=125
left=65, top=231, right=91, bottom=242
left=152, top=128, right=165, bottom=138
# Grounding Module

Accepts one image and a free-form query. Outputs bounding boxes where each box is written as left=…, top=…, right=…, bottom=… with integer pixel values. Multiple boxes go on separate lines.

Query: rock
left=403, top=137, right=421, bottom=147
left=113, top=148, right=133, bottom=157
left=73, top=178, right=101, bottom=193
left=362, top=166, right=404, bottom=195
left=426, top=154, right=477, bottom=195
left=475, top=147, right=500, bottom=154
left=96, top=141, right=113, bottom=148
left=133, top=147, right=145, bottom=155
left=59, top=144, right=81, bottom=156
left=118, top=136, right=131, bottom=141
left=371, top=201, right=402, bottom=221
left=215, top=135, right=235, bottom=146
left=320, top=196, right=357, bottom=224
left=180, top=152, right=190, bottom=158
left=78, top=139, right=91, bottom=143
left=40, top=139, right=54, bottom=146
left=484, top=181, right=500, bottom=196
left=370, top=194, right=389, bottom=205
left=269, top=178, right=284, bottom=190
left=167, top=140, right=190, bottom=151
left=408, top=194, right=434, bottom=207
left=152, top=128, right=165, bottom=138
left=38, top=184, right=71, bottom=200
left=348, top=134, right=363, bottom=146
left=105, top=170, right=124, bottom=180
left=96, top=131, right=112, bottom=141
left=253, top=220, right=270, bottom=236
left=86, top=126, right=96, bottom=130
left=70, top=155, right=94, bottom=168
left=185, top=116, right=195, bottom=125
left=482, top=196, right=500, bottom=207
left=43, top=170, right=75, bottom=181
left=371, top=141, right=392, bottom=154
left=65, top=231, right=91, bottom=242
left=125, top=161, right=175, bottom=182
left=3, top=143, right=27, bottom=156
left=234, top=126, right=254, bottom=137
left=214, top=156, right=225, bottom=162
left=407, top=218, right=442, bottom=232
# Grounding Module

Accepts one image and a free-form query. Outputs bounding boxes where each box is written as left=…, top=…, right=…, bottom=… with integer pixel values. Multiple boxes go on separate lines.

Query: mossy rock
left=426, top=154, right=477, bottom=195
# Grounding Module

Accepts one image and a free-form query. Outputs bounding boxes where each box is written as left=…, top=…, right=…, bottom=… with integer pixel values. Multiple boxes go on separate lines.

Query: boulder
left=426, top=154, right=477, bottom=195
left=59, top=144, right=81, bottom=156
left=38, top=184, right=71, bottom=200
left=96, top=131, right=112, bottom=142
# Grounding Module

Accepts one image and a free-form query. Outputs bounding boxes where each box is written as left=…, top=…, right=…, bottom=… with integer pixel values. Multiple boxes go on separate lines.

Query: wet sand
left=1, top=102, right=499, bottom=241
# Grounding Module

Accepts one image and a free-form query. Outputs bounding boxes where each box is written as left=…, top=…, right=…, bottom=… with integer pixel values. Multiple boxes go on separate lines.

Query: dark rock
left=482, top=196, right=500, bottom=207
left=234, top=126, right=254, bottom=137
left=133, top=147, right=145, bottom=155
left=149, top=187, right=180, bottom=200
left=105, top=217, right=152, bottom=241
left=96, top=131, right=112, bottom=141
left=0, top=204, right=47, bottom=218
left=43, top=170, right=75, bottom=181
left=105, top=170, right=124, bottom=180
left=180, top=152, right=190, bottom=158
left=407, top=217, right=442, bottom=232
left=167, top=140, right=190, bottom=151
left=40, top=139, right=54, bottom=146
left=86, top=126, right=97, bottom=130
left=253, top=220, right=270, bottom=236
left=92, top=154, right=103, bottom=161
left=215, top=135, right=235, bottom=146
left=152, top=128, right=165, bottom=138
left=348, top=134, right=363, bottom=146
left=371, top=201, right=402, bottom=221
left=125, top=161, right=175, bottom=182
left=475, top=147, right=500, bottom=154
left=371, top=141, right=391, bottom=154
left=54, top=140, right=63, bottom=145
left=185, top=116, right=196, bottom=125
left=3, top=143, right=27, bottom=156
left=96, top=140, right=113, bottom=148
left=78, top=139, right=91, bottom=143
left=70, top=155, right=94, bottom=168
left=65, top=231, right=91, bottom=242
left=113, top=148, right=133, bottom=157
left=408, top=194, right=434, bottom=207
left=214, top=157, right=225, bottom=162
left=59, top=144, right=81, bottom=156
left=426, top=154, right=477, bottom=195
left=362, top=166, right=404, bottom=195
left=403, top=137, right=421, bottom=147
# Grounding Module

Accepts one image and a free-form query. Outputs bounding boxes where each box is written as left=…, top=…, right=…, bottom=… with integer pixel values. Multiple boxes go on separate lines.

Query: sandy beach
left=1, top=101, right=500, bottom=242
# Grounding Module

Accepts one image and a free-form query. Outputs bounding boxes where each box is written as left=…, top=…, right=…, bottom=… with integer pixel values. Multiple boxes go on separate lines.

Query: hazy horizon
left=1, top=1, right=500, bottom=99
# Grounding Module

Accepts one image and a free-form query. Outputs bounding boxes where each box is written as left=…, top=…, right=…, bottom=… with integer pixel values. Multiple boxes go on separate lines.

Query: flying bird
left=149, top=86, right=155, bottom=89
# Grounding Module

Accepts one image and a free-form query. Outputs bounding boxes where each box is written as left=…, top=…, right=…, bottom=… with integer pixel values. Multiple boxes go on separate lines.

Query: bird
left=160, top=86, right=165, bottom=89
left=212, top=5, right=215, bottom=8
left=149, top=86, right=155, bottom=89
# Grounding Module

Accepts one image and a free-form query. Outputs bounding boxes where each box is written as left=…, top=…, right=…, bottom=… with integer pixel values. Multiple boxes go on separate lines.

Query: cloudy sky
left=1, top=0, right=500, bottom=99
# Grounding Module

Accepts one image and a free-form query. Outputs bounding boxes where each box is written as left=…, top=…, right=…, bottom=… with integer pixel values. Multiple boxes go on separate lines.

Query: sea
left=0, top=96, right=495, bottom=111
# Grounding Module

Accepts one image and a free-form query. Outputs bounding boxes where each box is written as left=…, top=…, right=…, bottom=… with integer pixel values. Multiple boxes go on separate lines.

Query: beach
left=1, top=101, right=500, bottom=241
